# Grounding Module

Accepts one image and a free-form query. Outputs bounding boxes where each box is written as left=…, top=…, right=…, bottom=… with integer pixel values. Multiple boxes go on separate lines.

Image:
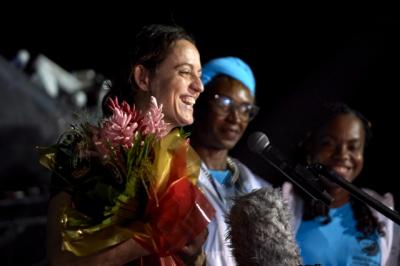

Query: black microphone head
left=247, top=131, right=270, bottom=154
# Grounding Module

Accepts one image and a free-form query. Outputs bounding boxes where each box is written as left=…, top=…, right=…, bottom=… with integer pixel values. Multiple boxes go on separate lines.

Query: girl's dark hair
left=102, top=24, right=195, bottom=116
left=300, top=102, right=384, bottom=237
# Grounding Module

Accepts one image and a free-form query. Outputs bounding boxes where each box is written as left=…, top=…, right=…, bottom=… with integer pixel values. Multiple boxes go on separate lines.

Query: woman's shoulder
left=361, top=188, right=394, bottom=209
left=231, top=157, right=270, bottom=188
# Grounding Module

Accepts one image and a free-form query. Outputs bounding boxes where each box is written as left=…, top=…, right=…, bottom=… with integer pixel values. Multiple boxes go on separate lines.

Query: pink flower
left=139, top=96, right=169, bottom=139
left=92, top=96, right=168, bottom=159
left=93, top=97, right=140, bottom=157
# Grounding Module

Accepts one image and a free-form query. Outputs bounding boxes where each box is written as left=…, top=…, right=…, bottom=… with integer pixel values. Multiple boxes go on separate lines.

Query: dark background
left=1, top=4, right=399, bottom=265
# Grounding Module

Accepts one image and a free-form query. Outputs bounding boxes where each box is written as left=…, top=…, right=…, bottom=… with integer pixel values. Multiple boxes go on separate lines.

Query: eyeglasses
left=210, top=94, right=259, bottom=121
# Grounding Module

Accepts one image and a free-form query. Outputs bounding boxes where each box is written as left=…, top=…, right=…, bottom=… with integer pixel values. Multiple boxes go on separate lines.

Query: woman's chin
left=170, top=118, right=193, bottom=128
left=175, top=112, right=194, bottom=127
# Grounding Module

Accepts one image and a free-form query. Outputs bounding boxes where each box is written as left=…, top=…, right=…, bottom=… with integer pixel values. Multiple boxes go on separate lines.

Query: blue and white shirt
left=296, top=202, right=381, bottom=266
left=198, top=158, right=270, bottom=266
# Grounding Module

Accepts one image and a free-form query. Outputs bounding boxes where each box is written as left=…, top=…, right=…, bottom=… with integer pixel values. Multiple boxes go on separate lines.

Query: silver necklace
left=201, top=157, right=240, bottom=204
left=226, top=157, right=239, bottom=185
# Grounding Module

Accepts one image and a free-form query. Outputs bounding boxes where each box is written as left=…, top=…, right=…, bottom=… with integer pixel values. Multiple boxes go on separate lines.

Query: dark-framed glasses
left=210, top=94, right=259, bottom=121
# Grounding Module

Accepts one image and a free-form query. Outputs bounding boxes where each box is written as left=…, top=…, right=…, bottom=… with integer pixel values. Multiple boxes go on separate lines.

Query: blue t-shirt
left=208, top=169, right=231, bottom=185
left=296, top=202, right=381, bottom=266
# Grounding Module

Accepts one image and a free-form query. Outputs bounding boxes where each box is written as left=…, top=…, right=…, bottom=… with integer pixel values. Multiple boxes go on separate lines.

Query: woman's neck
left=136, top=92, right=176, bottom=132
left=135, top=91, right=150, bottom=112
left=329, top=187, right=350, bottom=208
left=192, top=144, right=228, bottom=170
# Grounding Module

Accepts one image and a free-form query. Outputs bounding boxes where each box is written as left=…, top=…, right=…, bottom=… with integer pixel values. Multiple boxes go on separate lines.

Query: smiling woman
left=189, top=56, right=270, bottom=265
left=290, top=102, right=400, bottom=266
left=45, top=24, right=214, bottom=266
left=136, top=39, right=204, bottom=127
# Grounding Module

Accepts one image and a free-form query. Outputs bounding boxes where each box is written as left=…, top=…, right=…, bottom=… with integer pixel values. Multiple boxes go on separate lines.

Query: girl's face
left=195, top=77, right=254, bottom=151
left=308, top=113, right=366, bottom=184
left=149, top=39, right=203, bottom=128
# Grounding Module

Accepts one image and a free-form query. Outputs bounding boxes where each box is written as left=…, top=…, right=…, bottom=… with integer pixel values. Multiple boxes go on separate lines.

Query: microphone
left=247, top=131, right=333, bottom=205
left=227, top=187, right=302, bottom=266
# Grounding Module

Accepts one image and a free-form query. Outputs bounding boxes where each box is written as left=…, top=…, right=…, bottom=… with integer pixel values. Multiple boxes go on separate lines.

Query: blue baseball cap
left=201, top=56, right=256, bottom=96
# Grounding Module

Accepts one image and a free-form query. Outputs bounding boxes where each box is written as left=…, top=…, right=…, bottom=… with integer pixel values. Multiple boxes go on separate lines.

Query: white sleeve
left=282, top=182, right=304, bottom=233
left=361, top=188, right=397, bottom=266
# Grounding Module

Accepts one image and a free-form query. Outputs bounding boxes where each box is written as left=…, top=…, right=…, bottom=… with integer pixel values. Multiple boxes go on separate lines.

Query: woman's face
left=149, top=39, right=203, bottom=128
left=308, top=113, right=366, bottom=183
left=196, top=77, right=254, bottom=151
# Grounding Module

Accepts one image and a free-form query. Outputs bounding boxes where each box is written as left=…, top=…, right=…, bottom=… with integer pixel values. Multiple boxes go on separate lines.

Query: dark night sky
left=1, top=5, right=399, bottom=197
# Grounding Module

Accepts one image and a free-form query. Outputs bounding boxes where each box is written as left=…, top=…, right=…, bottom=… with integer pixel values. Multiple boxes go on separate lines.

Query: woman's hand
left=177, top=228, right=208, bottom=266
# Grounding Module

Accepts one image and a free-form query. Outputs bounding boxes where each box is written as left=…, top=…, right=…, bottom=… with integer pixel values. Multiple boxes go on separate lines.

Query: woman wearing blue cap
left=189, top=57, right=270, bottom=265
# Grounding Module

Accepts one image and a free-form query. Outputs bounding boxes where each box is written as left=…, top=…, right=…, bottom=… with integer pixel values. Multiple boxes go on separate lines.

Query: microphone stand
left=258, top=152, right=334, bottom=206
left=308, top=163, right=400, bottom=225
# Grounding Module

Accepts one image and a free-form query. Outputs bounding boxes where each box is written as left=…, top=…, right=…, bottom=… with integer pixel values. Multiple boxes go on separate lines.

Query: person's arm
left=47, top=192, right=150, bottom=266
left=177, top=227, right=208, bottom=265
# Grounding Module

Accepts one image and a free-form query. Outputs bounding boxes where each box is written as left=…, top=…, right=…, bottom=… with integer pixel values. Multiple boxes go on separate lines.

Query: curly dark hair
left=300, top=102, right=384, bottom=237
left=102, top=24, right=195, bottom=116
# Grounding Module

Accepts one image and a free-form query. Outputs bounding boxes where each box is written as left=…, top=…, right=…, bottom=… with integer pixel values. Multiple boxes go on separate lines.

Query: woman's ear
left=132, top=65, right=150, bottom=92
left=306, top=154, right=312, bottom=164
left=304, top=143, right=314, bottom=164
left=300, top=133, right=314, bottom=164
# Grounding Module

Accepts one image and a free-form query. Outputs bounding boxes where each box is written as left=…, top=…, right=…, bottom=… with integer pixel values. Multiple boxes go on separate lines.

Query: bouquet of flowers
left=39, top=96, right=215, bottom=265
